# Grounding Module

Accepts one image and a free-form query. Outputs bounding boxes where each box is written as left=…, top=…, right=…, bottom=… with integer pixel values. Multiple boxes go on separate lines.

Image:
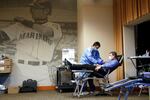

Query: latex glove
left=95, top=65, right=101, bottom=71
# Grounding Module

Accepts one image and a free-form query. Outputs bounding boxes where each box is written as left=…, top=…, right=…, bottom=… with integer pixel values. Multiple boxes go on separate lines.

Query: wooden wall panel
left=113, top=0, right=124, bottom=80
left=126, top=0, right=133, bottom=23
left=148, top=0, right=150, bottom=12
left=121, top=0, right=127, bottom=24
left=140, top=0, right=149, bottom=16
left=133, top=0, right=138, bottom=20
left=137, top=0, right=142, bottom=17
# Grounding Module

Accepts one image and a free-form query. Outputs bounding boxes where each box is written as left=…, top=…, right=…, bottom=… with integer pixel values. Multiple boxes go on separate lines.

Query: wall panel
left=133, top=0, right=138, bottom=20
left=140, top=0, right=149, bottom=16
left=126, top=0, right=133, bottom=23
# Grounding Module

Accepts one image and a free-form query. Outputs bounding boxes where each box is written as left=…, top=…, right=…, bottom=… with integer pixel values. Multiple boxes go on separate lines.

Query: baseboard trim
left=37, top=86, right=56, bottom=91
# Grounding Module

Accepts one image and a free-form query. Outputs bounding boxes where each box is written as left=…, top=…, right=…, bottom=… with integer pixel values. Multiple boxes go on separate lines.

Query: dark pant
left=70, top=64, right=96, bottom=70
left=70, top=64, right=107, bottom=77
left=88, top=77, right=95, bottom=92
left=87, top=70, right=107, bottom=92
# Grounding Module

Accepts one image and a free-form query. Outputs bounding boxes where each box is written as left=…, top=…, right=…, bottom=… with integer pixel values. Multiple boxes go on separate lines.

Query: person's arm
left=86, top=49, right=103, bottom=64
left=96, top=52, right=104, bottom=64
left=95, top=60, right=119, bottom=71
left=0, top=31, right=10, bottom=43
left=14, top=17, right=34, bottom=28
left=95, top=64, right=102, bottom=71
left=101, top=59, right=119, bottom=69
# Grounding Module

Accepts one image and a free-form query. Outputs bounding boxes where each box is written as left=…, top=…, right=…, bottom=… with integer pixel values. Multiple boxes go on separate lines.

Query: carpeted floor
left=0, top=91, right=149, bottom=100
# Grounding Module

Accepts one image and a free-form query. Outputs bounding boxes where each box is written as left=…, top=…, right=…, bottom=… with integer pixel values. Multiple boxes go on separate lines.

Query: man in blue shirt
left=95, top=51, right=119, bottom=71
left=79, top=41, right=104, bottom=94
left=80, top=41, right=103, bottom=65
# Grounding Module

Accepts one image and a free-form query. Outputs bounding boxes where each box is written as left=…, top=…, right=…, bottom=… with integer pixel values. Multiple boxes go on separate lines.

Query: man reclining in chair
left=65, top=51, right=119, bottom=94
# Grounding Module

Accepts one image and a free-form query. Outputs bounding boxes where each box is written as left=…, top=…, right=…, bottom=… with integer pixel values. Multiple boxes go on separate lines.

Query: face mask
left=93, top=47, right=97, bottom=50
left=108, top=56, right=112, bottom=60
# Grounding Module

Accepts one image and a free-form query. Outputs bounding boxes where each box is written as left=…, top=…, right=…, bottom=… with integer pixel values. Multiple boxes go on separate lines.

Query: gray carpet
left=0, top=91, right=149, bottom=100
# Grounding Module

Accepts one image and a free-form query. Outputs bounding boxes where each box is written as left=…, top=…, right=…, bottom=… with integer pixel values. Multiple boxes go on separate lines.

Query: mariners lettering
left=19, top=32, right=52, bottom=45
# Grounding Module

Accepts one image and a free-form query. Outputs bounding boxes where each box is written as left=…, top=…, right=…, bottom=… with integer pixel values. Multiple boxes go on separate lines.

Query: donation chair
left=95, top=55, right=124, bottom=96
left=101, top=55, right=124, bottom=84
left=65, top=55, right=124, bottom=97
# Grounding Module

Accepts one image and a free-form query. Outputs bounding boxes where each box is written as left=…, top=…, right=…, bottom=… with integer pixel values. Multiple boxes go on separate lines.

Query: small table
left=128, top=56, right=150, bottom=99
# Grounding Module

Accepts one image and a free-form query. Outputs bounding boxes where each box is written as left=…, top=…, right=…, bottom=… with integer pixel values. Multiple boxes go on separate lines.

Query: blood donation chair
left=64, top=55, right=124, bottom=97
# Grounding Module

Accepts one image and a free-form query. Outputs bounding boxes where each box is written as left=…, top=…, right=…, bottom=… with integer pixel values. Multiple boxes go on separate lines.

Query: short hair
left=93, top=41, right=100, bottom=47
left=109, top=51, right=117, bottom=58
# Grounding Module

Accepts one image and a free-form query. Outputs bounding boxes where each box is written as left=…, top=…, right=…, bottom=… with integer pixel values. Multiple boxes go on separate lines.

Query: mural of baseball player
left=0, top=0, right=63, bottom=86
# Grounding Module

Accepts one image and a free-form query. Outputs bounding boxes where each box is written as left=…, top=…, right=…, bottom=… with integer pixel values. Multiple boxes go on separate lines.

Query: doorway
left=123, top=19, right=150, bottom=78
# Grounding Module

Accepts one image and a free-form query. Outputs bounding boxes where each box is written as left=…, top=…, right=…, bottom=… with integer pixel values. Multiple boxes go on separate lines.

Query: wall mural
left=0, top=0, right=77, bottom=86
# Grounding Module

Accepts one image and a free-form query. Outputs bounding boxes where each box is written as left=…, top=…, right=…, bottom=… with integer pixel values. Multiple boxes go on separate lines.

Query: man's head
left=30, top=0, right=52, bottom=24
left=92, top=41, right=101, bottom=49
left=109, top=51, right=117, bottom=60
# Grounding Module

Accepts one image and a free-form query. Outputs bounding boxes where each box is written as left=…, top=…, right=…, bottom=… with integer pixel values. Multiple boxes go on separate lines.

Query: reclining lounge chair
left=64, top=55, right=124, bottom=97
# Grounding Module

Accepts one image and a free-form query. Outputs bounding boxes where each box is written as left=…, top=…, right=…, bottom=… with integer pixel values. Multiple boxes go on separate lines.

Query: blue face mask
left=108, top=56, right=112, bottom=60
left=93, top=47, right=98, bottom=51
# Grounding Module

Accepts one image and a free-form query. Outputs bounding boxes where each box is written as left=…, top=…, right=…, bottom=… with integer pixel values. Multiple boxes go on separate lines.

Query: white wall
left=77, top=0, right=116, bottom=82
left=123, top=26, right=137, bottom=77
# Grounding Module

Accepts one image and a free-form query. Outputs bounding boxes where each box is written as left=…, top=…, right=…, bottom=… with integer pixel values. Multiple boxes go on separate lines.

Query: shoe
left=71, top=80, right=76, bottom=83
left=89, top=91, right=95, bottom=95
left=81, top=92, right=89, bottom=96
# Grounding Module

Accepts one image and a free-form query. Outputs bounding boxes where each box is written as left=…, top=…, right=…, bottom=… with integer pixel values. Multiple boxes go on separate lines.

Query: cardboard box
left=0, top=59, right=13, bottom=66
left=4, top=59, right=13, bottom=66
left=8, top=87, right=19, bottom=94
left=0, top=65, right=12, bottom=73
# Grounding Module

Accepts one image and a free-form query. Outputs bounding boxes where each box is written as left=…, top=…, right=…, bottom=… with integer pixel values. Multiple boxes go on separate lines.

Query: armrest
left=72, top=70, right=93, bottom=80
left=103, top=70, right=110, bottom=79
left=72, top=70, right=93, bottom=73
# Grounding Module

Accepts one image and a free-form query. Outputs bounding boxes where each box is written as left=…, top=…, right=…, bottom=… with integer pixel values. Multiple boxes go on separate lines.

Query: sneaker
left=81, top=92, right=89, bottom=96
left=89, top=91, right=95, bottom=95
left=71, top=80, right=76, bottom=83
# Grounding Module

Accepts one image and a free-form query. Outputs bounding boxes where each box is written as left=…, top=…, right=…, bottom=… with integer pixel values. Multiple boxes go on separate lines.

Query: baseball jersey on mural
left=1, top=22, right=62, bottom=64
left=1, top=22, right=62, bottom=86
